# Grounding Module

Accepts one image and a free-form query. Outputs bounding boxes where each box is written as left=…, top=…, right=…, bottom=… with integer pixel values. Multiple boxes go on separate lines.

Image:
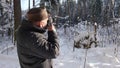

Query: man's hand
left=47, top=24, right=56, bottom=32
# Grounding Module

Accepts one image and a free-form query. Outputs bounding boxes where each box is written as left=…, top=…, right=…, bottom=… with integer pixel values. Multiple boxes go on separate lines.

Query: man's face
left=34, top=9, right=49, bottom=28
left=36, top=18, right=48, bottom=28
left=41, top=18, right=48, bottom=27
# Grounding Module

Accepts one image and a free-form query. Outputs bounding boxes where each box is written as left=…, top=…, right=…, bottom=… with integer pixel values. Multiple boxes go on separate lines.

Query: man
left=16, top=7, right=59, bottom=68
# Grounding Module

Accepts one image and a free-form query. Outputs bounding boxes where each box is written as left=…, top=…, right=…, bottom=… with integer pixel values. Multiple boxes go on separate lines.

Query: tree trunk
left=82, top=0, right=87, bottom=20
left=28, top=0, right=30, bottom=10
left=40, top=0, right=45, bottom=7
left=33, top=0, right=35, bottom=7
left=13, top=0, right=21, bottom=45
left=111, top=0, right=115, bottom=18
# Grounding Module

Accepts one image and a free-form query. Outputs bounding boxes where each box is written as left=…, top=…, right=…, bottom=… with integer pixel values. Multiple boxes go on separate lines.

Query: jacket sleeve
left=28, top=31, right=59, bottom=59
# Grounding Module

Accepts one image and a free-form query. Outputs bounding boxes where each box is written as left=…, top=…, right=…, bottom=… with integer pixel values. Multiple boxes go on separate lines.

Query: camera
left=47, top=16, right=53, bottom=27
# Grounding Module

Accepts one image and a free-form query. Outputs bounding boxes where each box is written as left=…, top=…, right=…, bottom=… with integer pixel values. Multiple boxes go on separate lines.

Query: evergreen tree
left=0, top=0, right=13, bottom=37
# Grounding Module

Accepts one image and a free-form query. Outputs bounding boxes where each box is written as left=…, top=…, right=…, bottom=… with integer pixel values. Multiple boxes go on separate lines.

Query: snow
left=0, top=22, right=120, bottom=68
left=53, top=29, right=120, bottom=68
left=0, top=46, right=120, bottom=68
left=0, top=54, right=20, bottom=68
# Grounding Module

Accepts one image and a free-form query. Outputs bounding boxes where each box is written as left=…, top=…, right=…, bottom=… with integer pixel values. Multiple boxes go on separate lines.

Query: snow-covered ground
left=54, top=47, right=120, bottom=68
left=0, top=54, right=20, bottom=68
left=0, top=41, right=120, bottom=68
left=0, top=22, right=120, bottom=68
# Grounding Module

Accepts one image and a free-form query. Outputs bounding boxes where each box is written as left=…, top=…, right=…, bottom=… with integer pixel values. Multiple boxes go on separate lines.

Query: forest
left=0, top=0, right=120, bottom=68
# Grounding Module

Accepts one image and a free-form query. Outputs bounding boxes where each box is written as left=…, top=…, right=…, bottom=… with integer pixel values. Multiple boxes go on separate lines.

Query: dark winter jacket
left=16, top=19, right=59, bottom=68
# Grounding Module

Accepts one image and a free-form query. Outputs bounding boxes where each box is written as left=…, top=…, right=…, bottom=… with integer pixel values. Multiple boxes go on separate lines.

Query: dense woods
left=0, top=0, right=120, bottom=47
